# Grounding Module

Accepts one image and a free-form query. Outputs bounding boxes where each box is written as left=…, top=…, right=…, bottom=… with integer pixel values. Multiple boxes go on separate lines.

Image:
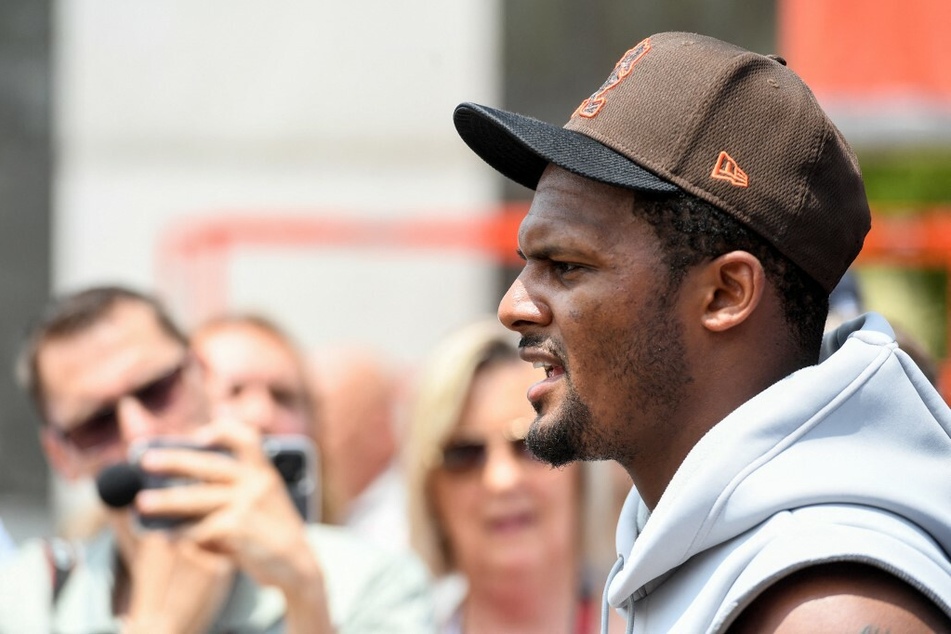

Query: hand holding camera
left=97, top=433, right=317, bottom=528
left=118, top=418, right=324, bottom=594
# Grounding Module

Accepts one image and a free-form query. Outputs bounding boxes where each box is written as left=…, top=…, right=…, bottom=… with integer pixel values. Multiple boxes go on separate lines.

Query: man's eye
left=272, top=389, right=302, bottom=409
left=552, top=261, right=581, bottom=275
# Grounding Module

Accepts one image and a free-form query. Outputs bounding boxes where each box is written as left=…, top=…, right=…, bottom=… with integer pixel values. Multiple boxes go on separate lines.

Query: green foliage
left=853, top=147, right=951, bottom=366
left=858, top=149, right=951, bottom=208
left=858, top=266, right=947, bottom=362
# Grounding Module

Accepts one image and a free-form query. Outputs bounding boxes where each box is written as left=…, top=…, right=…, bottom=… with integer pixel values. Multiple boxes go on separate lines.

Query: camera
left=128, top=435, right=319, bottom=529
left=262, top=435, right=319, bottom=522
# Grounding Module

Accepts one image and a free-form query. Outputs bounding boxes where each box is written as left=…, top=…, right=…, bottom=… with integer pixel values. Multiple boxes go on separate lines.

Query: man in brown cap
left=454, top=32, right=951, bottom=632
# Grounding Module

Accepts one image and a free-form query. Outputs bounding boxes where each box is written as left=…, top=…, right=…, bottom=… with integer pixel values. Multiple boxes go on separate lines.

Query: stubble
left=525, top=292, right=691, bottom=468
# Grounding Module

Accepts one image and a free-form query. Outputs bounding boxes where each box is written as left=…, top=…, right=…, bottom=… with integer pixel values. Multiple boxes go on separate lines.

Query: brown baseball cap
left=453, top=32, right=871, bottom=293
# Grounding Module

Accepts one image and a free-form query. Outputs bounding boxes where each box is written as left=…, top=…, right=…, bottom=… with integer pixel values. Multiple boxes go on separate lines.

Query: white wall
left=49, top=0, right=504, bottom=530
left=54, top=0, right=503, bottom=366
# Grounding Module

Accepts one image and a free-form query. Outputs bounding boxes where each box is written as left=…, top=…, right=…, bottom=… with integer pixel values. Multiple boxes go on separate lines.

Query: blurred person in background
left=190, top=314, right=323, bottom=521
left=406, top=318, right=614, bottom=634
left=310, top=346, right=409, bottom=549
left=191, top=314, right=317, bottom=440
left=824, top=269, right=865, bottom=331
left=0, top=286, right=434, bottom=633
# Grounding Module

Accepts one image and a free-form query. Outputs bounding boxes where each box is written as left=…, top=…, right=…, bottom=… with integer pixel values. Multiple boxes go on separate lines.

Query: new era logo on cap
left=710, top=151, right=749, bottom=188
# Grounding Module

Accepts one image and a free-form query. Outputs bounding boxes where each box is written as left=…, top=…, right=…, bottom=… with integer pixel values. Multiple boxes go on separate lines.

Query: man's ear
left=698, top=251, right=765, bottom=333
left=40, top=427, right=81, bottom=481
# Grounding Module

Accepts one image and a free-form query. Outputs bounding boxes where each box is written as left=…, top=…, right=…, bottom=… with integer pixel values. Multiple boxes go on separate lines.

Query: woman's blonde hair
left=405, top=317, right=625, bottom=586
left=404, top=317, right=523, bottom=575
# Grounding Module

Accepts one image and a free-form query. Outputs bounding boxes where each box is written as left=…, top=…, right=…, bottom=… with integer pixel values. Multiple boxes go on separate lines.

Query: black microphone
left=96, top=462, right=144, bottom=508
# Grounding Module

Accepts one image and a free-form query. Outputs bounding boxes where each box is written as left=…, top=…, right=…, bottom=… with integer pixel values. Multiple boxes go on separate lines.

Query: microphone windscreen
left=96, top=462, right=144, bottom=508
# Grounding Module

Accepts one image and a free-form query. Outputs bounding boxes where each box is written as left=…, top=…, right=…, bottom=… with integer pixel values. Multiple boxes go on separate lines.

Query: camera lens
left=272, top=452, right=305, bottom=482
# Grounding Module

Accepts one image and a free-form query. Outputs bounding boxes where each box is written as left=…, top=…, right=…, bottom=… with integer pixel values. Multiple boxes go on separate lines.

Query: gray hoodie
left=603, top=313, right=951, bottom=633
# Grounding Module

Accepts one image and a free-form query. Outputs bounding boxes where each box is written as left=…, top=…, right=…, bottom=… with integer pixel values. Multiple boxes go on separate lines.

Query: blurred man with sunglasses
left=24, top=289, right=201, bottom=481
left=0, top=286, right=434, bottom=633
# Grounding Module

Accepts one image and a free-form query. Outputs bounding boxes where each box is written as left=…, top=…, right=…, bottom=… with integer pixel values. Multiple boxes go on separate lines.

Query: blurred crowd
left=0, top=283, right=640, bottom=633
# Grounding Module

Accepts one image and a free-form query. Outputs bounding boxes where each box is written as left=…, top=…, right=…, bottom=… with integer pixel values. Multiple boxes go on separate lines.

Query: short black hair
left=15, top=285, right=187, bottom=421
left=636, top=192, right=829, bottom=360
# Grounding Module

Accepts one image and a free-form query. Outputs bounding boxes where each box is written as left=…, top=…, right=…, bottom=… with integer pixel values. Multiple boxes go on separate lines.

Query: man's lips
left=519, top=348, right=563, bottom=373
left=532, top=361, right=565, bottom=380
left=520, top=349, right=565, bottom=403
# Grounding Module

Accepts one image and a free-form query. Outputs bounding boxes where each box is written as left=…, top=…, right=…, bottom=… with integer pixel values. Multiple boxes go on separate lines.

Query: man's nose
left=498, top=276, right=550, bottom=332
left=117, top=397, right=161, bottom=444
left=234, top=387, right=278, bottom=435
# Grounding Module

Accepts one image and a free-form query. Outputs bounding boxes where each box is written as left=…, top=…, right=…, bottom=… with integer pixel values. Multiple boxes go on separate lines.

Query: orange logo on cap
left=574, top=38, right=652, bottom=119
left=710, top=151, right=749, bottom=188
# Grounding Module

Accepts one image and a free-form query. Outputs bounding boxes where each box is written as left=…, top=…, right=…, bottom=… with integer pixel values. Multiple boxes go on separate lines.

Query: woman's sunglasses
left=49, top=359, right=188, bottom=453
left=439, top=435, right=543, bottom=474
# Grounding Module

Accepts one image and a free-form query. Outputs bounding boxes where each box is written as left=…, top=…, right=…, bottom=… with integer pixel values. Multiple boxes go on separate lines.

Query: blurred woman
left=406, top=318, right=597, bottom=634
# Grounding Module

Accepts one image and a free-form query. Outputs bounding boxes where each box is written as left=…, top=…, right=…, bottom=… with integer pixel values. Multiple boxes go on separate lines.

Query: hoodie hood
left=607, top=312, right=951, bottom=617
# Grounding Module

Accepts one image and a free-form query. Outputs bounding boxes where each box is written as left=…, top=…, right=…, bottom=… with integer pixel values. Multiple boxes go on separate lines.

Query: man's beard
left=524, top=294, right=690, bottom=468
left=525, top=382, right=594, bottom=466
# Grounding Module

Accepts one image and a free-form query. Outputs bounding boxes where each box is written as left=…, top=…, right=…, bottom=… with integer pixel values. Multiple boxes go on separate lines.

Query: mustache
left=518, top=334, right=567, bottom=366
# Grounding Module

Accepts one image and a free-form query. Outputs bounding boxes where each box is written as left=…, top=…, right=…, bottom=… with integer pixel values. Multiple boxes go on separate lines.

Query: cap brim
left=453, top=102, right=679, bottom=193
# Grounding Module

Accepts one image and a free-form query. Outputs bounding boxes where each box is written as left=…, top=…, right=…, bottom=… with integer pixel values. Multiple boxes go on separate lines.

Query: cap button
left=766, top=54, right=787, bottom=66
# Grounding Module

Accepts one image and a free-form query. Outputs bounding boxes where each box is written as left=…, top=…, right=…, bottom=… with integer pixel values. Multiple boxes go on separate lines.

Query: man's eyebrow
left=515, top=248, right=526, bottom=262
left=517, top=246, right=565, bottom=262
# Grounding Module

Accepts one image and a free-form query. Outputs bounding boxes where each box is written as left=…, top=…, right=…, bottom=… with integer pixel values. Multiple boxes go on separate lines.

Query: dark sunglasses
left=439, top=435, right=542, bottom=474
left=50, top=360, right=188, bottom=452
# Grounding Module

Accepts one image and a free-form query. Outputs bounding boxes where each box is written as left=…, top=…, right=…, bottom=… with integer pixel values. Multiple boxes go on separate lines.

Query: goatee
left=525, top=387, right=593, bottom=466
